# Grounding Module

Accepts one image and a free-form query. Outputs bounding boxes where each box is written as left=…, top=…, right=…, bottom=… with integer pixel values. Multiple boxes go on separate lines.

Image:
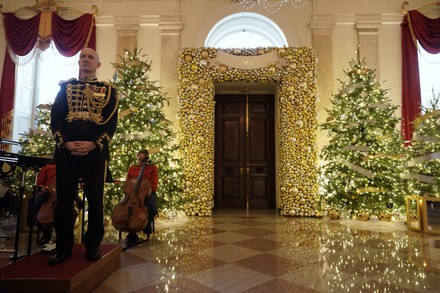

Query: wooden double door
left=214, top=94, right=275, bottom=209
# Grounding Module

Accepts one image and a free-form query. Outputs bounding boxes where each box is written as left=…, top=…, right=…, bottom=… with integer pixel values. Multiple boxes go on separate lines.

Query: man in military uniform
left=49, top=48, right=118, bottom=265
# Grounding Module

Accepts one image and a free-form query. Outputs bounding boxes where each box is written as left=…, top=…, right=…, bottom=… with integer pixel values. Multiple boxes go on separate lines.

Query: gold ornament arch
left=177, top=47, right=320, bottom=217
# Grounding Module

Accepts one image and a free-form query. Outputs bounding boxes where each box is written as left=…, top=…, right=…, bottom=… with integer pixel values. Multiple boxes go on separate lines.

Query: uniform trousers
left=54, top=159, right=106, bottom=253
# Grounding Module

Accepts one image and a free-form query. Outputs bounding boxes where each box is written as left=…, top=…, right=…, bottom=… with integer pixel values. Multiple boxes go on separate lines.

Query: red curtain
left=52, top=13, right=96, bottom=56
left=0, top=12, right=96, bottom=140
left=401, top=10, right=440, bottom=142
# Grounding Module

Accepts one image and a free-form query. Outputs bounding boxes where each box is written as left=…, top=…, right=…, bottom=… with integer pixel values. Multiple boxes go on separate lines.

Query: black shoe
left=143, top=221, right=154, bottom=236
left=122, top=234, right=144, bottom=250
left=142, top=228, right=152, bottom=240
left=38, top=237, right=50, bottom=246
left=122, top=237, right=136, bottom=250
left=86, top=247, right=101, bottom=261
left=48, top=250, right=72, bottom=265
left=38, top=230, right=52, bottom=246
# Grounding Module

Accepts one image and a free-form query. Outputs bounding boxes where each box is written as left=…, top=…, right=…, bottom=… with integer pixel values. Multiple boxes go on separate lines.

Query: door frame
left=214, top=83, right=280, bottom=210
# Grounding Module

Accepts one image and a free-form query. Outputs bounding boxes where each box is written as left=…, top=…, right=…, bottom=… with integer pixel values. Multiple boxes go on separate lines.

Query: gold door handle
left=246, top=167, right=250, bottom=175
left=240, top=167, right=244, bottom=175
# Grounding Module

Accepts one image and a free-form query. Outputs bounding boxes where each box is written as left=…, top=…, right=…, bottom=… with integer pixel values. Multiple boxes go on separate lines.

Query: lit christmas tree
left=16, top=104, right=54, bottom=193
left=17, top=48, right=185, bottom=218
left=109, top=47, right=185, bottom=218
left=402, top=94, right=440, bottom=197
left=106, top=48, right=183, bottom=217
left=19, top=104, right=53, bottom=157
left=320, top=52, right=407, bottom=218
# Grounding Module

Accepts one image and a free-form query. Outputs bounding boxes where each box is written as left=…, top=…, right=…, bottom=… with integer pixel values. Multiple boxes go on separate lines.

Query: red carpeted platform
left=0, top=243, right=121, bottom=293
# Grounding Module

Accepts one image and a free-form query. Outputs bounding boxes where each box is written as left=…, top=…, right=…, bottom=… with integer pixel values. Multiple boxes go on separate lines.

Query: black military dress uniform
left=50, top=76, right=118, bottom=262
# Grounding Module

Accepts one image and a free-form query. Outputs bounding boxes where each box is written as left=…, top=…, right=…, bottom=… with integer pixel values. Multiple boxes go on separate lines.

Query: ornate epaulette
left=102, top=81, right=117, bottom=89
left=59, top=78, right=77, bottom=85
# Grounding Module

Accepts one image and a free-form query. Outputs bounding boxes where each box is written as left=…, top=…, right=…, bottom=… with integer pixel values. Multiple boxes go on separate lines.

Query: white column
left=114, top=19, right=139, bottom=61
left=355, top=15, right=381, bottom=78
left=159, top=17, right=182, bottom=130
left=311, top=15, right=335, bottom=152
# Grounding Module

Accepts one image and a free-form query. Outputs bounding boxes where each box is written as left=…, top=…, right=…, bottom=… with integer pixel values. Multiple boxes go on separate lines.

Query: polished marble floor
left=2, top=209, right=440, bottom=292
left=96, top=209, right=440, bottom=293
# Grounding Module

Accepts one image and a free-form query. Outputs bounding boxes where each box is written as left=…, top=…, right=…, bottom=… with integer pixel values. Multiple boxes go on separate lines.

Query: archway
left=205, top=12, right=288, bottom=48
left=177, top=47, right=321, bottom=218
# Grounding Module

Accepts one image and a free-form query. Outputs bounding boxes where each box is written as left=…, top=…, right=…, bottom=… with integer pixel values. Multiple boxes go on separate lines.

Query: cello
left=111, top=159, right=151, bottom=233
left=35, top=180, right=57, bottom=229
left=35, top=179, right=80, bottom=229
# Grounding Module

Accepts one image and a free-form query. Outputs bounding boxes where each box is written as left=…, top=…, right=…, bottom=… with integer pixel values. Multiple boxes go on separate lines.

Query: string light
left=233, top=0, right=309, bottom=13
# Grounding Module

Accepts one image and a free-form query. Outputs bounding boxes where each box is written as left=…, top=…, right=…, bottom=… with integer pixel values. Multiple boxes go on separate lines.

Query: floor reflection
left=94, top=210, right=440, bottom=292
left=1, top=209, right=440, bottom=292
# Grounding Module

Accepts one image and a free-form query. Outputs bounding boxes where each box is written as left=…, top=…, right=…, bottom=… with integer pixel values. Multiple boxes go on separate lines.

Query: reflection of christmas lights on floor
left=90, top=210, right=440, bottom=291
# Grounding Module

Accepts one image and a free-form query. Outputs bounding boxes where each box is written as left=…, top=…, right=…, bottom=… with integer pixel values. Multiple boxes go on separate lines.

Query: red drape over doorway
left=401, top=10, right=440, bottom=142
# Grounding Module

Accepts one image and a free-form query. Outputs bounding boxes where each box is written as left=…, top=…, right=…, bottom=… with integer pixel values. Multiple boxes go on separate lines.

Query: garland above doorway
left=177, top=47, right=320, bottom=217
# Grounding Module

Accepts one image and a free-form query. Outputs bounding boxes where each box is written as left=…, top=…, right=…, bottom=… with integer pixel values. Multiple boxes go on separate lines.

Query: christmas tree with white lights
left=320, top=52, right=407, bottom=218
left=19, top=104, right=53, bottom=157
left=18, top=48, right=185, bottom=218
left=403, top=94, right=440, bottom=197
left=108, top=47, right=185, bottom=217
left=16, top=104, right=54, bottom=193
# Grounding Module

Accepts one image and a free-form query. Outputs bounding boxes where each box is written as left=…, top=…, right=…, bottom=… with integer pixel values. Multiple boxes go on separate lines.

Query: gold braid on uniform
left=85, top=83, right=119, bottom=126
left=53, top=130, right=64, bottom=149
left=96, top=133, right=111, bottom=151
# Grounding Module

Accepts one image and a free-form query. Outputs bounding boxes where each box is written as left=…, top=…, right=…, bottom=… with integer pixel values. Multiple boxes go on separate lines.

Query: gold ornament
left=357, top=211, right=369, bottom=221
left=379, top=212, right=392, bottom=222
left=178, top=47, right=318, bottom=217
left=328, top=210, right=340, bottom=220
left=201, top=50, right=209, bottom=59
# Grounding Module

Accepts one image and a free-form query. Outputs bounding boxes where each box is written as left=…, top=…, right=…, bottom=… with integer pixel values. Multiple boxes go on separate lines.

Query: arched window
left=418, top=44, right=440, bottom=110
left=205, top=12, right=288, bottom=48
left=11, top=45, right=79, bottom=152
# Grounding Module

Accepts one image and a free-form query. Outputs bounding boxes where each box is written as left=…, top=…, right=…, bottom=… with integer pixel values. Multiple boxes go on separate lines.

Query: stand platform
left=0, top=243, right=121, bottom=293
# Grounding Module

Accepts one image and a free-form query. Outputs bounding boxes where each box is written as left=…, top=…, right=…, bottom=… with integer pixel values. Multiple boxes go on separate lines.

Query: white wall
left=183, top=1, right=313, bottom=47
left=378, top=20, right=403, bottom=116
left=1, top=0, right=439, bottom=139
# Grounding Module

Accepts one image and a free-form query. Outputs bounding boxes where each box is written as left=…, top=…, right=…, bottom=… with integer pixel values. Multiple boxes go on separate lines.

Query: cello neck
left=133, top=160, right=147, bottom=195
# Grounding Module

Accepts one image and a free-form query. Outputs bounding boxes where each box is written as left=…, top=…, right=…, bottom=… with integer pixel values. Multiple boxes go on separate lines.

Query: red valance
left=3, top=13, right=41, bottom=56
left=0, top=12, right=96, bottom=141
left=52, top=13, right=96, bottom=57
left=401, top=10, right=440, bottom=142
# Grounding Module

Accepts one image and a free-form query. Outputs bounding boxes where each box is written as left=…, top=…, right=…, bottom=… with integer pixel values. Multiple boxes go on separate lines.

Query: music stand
left=0, top=139, right=19, bottom=179
left=13, top=156, right=54, bottom=262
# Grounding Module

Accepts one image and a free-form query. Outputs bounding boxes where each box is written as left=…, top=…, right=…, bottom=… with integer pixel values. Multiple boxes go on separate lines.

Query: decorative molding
left=355, top=14, right=381, bottom=33
left=311, top=15, right=335, bottom=34
left=159, top=22, right=183, bottom=35
left=115, top=27, right=138, bottom=36
left=95, top=15, right=161, bottom=27
left=326, top=13, right=403, bottom=25
left=355, top=21, right=381, bottom=33
left=380, top=13, right=406, bottom=24
left=113, top=16, right=139, bottom=36
left=158, top=15, right=183, bottom=35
